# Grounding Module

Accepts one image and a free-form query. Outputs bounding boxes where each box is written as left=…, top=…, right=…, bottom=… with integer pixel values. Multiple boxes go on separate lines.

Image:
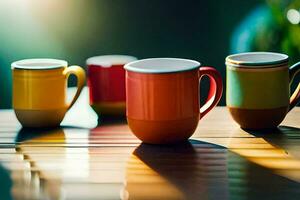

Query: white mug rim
left=124, top=58, right=201, bottom=74
left=11, top=58, right=68, bottom=70
left=226, top=52, right=289, bottom=68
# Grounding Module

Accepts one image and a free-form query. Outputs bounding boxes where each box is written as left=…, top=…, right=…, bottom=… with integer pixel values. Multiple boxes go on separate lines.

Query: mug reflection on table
left=15, top=127, right=66, bottom=200
left=12, top=59, right=86, bottom=128
left=226, top=52, right=300, bottom=129
left=125, top=58, right=223, bottom=144
left=87, top=55, right=137, bottom=117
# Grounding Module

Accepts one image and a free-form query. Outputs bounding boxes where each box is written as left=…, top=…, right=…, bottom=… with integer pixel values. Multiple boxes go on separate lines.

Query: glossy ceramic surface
left=12, top=59, right=86, bottom=127
left=226, top=52, right=300, bottom=129
left=125, top=58, right=223, bottom=144
left=87, top=55, right=137, bottom=116
left=227, top=65, right=290, bottom=109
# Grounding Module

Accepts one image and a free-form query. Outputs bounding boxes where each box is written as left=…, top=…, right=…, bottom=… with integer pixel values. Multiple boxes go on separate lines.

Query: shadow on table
left=97, top=115, right=127, bottom=126
left=125, top=140, right=229, bottom=200
left=244, top=125, right=300, bottom=159
left=124, top=139, right=300, bottom=200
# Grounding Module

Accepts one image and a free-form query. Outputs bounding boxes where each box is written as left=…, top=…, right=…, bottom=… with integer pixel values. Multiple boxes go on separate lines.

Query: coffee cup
left=124, top=58, right=223, bottom=144
left=87, top=55, right=137, bottom=116
left=226, top=52, right=300, bottom=129
left=12, top=58, right=86, bottom=128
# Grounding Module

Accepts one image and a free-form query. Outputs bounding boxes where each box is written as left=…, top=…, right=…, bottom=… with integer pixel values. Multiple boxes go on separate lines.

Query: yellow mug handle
left=63, top=66, right=86, bottom=110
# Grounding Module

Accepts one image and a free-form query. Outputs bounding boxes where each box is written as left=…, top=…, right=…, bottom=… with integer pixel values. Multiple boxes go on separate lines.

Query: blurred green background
left=1, top=0, right=300, bottom=108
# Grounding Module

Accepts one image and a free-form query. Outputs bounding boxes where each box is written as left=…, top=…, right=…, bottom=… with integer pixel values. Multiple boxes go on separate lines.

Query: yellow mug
left=12, top=59, right=86, bottom=128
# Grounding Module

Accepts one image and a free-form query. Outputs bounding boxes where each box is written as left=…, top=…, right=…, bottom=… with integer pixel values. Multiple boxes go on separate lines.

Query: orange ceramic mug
left=125, top=58, right=223, bottom=144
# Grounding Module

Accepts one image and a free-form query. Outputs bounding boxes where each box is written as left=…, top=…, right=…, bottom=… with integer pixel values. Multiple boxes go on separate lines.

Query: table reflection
left=0, top=119, right=300, bottom=199
left=14, top=128, right=67, bottom=199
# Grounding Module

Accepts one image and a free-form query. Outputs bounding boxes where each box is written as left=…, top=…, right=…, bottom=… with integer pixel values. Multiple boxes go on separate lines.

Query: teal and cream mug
left=226, top=52, right=300, bottom=129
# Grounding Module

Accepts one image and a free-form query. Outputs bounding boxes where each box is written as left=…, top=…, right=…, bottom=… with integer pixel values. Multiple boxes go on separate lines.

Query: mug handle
left=63, top=66, right=86, bottom=110
left=198, top=66, right=223, bottom=119
left=289, top=61, right=300, bottom=111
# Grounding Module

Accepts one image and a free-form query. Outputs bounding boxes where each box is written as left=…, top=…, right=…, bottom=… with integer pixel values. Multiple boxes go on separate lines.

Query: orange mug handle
left=198, top=66, right=223, bottom=119
left=289, top=62, right=300, bottom=111
left=63, top=66, right=86, bottom=110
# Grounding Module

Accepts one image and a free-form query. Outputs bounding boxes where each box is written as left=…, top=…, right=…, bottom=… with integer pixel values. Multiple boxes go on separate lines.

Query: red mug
left=125, top=58, right=223, bottom=144
left=87, top=55, right=137, bottom=116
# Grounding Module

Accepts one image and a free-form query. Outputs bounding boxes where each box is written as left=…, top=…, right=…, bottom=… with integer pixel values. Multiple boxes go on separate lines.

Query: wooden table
left=1, top=89, right=300, bottom=199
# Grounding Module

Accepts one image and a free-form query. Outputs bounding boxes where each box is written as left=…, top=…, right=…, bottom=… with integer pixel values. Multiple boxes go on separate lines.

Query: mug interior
left=86, top=55, right=137, bottom=67
left=124, top=58, right=200, bottom=73
left=226, top=52, right=288, bottom=67
left=12, top=59, right=67, bottom=70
